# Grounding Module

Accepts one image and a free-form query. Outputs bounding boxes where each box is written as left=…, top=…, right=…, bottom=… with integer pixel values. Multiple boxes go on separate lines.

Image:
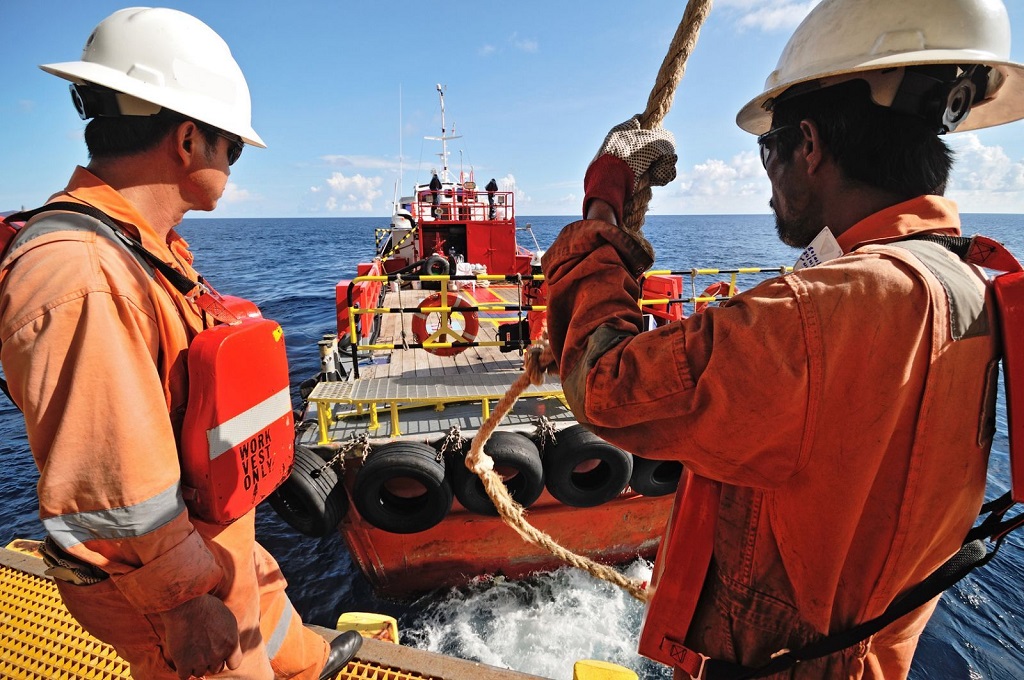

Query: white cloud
left=496, top=173, right=529, bottom=206
left=318, top=172, right=384, bottom=212
left=220, top=182, right=255, bottom=204
left=718, top=0, right=822, bottom=32
left=321, top=155, right=402, bottom=171
left=947, top=133, right=1024, bottom=212
left=477, top=33, right=538, bottom=57
left=680, top=152, right=765, bottom=196
left=664, top=150, right=770, bottom=213
left=654, top=134, right=1024, bottom=214
left=510, top=32, right=539, bottom=53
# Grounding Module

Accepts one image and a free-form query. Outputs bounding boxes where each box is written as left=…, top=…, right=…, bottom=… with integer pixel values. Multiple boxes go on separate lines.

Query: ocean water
left=1, top=213, right=1022, bottom=679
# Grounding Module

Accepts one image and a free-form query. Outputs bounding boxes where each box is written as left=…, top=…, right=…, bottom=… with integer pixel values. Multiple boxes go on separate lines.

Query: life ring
left=543, top=425, right=633, bottom=508
left=420, top=254, right=450, bottom=276
left=452, top=431, right=545, bottom=515
left=412, top=291, right=479, bottom=357
left=629, top=456, right=683, bottom=497
left=694, top=281, right=737, bottom=314
left=353, top=441, right=453, bottom=534
left=268, top=445, right=347, bottom=538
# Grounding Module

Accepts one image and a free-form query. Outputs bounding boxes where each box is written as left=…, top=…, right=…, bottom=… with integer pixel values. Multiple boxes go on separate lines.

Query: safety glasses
left=216, top=131, right=245, bottom=166
left=757, top=125, right=797, bottom=169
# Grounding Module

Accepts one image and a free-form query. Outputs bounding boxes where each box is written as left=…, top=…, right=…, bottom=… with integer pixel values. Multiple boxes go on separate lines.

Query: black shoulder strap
left=699, top=233, right=1024, bottom=680
left=8, top=202, right=199, bottom=296
left=702, top=493, right=1023, bottom=680
left=0, top=202, right=202, bottom=410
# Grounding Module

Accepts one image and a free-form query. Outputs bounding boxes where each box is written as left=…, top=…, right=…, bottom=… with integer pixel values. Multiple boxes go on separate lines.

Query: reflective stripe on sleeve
left=42, top=482, right=186, bottom=549
left=206, top=387, right=292, bottom=461
left=265, top=598, right=296, bottom=660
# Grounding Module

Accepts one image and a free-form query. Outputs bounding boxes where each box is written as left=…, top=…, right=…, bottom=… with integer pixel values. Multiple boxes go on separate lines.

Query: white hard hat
left=737, top=0, right=1024, bottom=135
left=40, top=7, right=265, bottom=147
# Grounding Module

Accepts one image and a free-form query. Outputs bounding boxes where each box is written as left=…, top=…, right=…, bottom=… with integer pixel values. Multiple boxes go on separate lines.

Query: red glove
left=583, top=154, right=635, bottom=226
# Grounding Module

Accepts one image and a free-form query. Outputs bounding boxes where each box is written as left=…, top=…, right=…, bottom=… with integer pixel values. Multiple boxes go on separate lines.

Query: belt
left=39, top=536, right=109, bottom=585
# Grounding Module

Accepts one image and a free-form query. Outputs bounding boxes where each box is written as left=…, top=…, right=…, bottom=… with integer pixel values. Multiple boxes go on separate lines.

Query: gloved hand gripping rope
left=464, top=0, right=714, bottom=602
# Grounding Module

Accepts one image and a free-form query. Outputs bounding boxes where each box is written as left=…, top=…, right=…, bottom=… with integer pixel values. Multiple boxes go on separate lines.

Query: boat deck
left=304, top=285, right=575, bottom=446
left=365, top=284, right=536, bottom=378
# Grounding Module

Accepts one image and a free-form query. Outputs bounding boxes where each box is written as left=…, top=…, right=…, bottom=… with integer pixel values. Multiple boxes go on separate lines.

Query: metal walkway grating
left=0, top=544, right=459, bottom=680
left=307, top=373, right=566, bottom=442
left=0, top=544, right=131, bottom=680
left=309, top=372, right=562, bottom=403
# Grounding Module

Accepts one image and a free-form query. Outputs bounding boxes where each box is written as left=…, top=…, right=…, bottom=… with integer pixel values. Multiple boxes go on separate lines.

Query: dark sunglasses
left=216, top=131, right=245, bottom=166
left=757, top=125, right=797, bottom=169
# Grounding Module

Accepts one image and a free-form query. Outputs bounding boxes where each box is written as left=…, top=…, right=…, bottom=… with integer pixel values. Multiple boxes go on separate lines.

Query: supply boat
left=273, top=87, right=774, bottom=598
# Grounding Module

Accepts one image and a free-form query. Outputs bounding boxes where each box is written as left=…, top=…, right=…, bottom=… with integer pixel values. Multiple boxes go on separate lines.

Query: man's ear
left=800, top=119, right=825, bottom=175
left=174, top=120, right=199, bottom=165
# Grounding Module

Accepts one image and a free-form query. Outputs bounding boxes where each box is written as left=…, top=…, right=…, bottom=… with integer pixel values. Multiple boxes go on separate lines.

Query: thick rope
left=624, top=0, right=714, bottom=235
left=465, top=0, right=714, bottom=603
left=463, top=343, right=649, bottom=602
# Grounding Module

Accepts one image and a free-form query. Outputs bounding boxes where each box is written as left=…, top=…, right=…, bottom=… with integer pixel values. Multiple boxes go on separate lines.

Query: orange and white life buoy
left=412, top=291, right=479, bottom=356
left=694, top=281, right=737, bottom=314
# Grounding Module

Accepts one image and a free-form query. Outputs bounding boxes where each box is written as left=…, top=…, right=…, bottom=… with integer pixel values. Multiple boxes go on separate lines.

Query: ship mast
left=424, top=83, right=461, bottom=183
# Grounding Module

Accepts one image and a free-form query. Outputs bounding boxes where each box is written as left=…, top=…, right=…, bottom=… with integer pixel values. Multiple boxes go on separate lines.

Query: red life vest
left=0, top=204, right=294, bottom=525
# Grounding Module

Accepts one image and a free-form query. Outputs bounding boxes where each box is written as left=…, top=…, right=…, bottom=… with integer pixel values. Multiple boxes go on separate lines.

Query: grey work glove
left=593, top=115, right=677, bottom=190
left=583, top=116, right=676, bottom=262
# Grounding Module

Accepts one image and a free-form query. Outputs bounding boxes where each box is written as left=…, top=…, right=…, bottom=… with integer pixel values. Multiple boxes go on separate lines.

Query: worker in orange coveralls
left=542, top=0, right=1024, bottom=678
left=0, top=8, right=360, bottom=680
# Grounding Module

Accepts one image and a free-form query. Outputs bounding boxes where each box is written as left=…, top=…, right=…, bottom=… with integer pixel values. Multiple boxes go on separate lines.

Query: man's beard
left=770, top=198, right=820, bottom=249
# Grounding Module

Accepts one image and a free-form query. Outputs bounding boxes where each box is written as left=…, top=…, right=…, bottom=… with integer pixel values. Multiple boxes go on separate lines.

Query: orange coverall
left=0, top=168, right=328, bottom=679
left=542, top=196, right=996, bottom=678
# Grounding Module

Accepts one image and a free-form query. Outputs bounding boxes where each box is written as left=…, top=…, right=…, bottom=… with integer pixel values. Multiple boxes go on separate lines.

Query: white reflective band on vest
left=206, top=387, right=291, bottom=461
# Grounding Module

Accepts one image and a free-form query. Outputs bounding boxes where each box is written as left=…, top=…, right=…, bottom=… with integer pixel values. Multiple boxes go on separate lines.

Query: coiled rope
left=464, top=0, right=714, bottom=604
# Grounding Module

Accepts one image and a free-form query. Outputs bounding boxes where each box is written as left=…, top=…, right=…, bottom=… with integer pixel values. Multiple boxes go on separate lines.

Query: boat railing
left=344, top=271, right=546, bottom=378
left=639, top=266, right=793, bottom=323
left=403, top=188, right=515, bottom=223
left=375, top=226, right=418, bottom=262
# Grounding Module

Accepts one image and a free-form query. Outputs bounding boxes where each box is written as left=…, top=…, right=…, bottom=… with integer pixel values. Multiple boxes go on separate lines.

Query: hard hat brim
left=737, top=52, right=1024, bottom=135
left=40, top=60, right=266, bottom=148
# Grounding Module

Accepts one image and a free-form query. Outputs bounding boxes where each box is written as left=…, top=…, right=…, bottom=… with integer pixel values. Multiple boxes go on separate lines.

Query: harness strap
left=674, top=232, right=1024, bottom=679
left=674, top=533, right=999, bottom=680
left=6, top=202, right=197, bottom=294
left=0, top=202, right=243, bottom=410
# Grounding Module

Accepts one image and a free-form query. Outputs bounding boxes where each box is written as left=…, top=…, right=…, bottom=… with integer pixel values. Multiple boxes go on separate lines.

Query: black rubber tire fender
left=353, top=441, right=453, bottom=534
left=629, top=456, right=683, bottom=497
left=452, top=431, right=545, bottom=516
left=543, top=425, right=633, bottom=508
left=421, top=254, right=450, bottom=276
left=268, top=445, right=347, bottom=538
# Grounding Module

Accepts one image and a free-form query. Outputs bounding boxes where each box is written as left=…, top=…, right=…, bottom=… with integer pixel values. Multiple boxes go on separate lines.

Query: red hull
left=339, top=487, right=673, bottom=598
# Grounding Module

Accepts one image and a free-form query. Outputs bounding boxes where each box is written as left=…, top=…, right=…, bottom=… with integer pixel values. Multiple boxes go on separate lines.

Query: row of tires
left=269, top=425, right=683, bottom=537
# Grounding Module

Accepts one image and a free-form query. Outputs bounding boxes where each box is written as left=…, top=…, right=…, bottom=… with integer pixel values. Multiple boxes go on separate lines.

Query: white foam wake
left=402, top=558, right=672, bottom=679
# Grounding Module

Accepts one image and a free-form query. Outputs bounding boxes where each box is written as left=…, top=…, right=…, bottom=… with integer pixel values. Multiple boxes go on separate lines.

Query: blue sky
left=3, top=1, right=1024, bottom=218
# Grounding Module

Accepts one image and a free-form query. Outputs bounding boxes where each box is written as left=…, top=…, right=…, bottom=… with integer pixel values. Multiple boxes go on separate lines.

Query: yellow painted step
left=573, top=659, right=639, bottom=680
left=336, top=611, right=399, bottom=644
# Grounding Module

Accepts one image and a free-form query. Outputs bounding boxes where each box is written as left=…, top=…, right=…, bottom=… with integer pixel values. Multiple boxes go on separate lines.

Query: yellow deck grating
left=0, top=545, right=539, bottom=680
left=330, top=659, right=436, bottom=679
left=0, top=557, right=131, bottom=679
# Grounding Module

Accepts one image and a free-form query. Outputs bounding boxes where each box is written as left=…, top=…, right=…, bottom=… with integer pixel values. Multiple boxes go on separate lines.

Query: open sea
left=1, top=214, right=1022, bottom=679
